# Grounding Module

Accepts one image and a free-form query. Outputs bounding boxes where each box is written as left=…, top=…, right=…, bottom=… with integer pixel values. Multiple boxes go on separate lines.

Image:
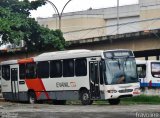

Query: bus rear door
left=10, top=65, right=19, bottom=101
left=89, top=61, right=100, bottom=99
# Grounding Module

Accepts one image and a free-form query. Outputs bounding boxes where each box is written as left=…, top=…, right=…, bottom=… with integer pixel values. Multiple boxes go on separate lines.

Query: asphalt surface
left=0, top=102, right=160, bottom=118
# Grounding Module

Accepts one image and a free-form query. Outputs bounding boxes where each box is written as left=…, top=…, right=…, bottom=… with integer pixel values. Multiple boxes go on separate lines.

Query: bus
left=1, top=49, right=140, bottom=105
left=136, top=60, right=160, bottom=88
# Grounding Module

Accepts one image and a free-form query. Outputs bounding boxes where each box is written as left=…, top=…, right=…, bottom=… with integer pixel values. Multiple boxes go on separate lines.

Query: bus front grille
left=118, top=89, right=133, bottom=93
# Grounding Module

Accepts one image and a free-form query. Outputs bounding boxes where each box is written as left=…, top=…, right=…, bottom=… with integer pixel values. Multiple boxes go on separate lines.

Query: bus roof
left=37, top=49, right=92, bottom=57
left=35, top=49, right=103, bottom=61
left=0, top=49, right=103, bottom=65
left=0, top=49, right=133, bottom=65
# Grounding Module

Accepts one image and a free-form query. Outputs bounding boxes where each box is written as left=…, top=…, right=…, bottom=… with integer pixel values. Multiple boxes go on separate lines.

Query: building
left=37, top=0, right=160, bottom=60
left=37, top=0, right=160, bottom=41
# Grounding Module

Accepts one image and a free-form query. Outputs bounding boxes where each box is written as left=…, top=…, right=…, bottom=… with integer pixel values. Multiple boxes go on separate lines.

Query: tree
left=0, top=0, right=66, bottom=51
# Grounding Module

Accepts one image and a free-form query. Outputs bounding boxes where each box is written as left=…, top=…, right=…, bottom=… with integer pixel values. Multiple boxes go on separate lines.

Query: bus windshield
left=104, top=58, right=138, bottom=85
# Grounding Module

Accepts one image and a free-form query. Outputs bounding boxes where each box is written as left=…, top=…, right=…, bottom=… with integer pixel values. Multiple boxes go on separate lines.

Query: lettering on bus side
left=56, top=82, right=76, bottom=88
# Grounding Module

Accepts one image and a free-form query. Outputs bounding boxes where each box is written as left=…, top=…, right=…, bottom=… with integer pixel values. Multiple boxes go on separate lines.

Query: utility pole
left=117, top=0, right=119, bottom=34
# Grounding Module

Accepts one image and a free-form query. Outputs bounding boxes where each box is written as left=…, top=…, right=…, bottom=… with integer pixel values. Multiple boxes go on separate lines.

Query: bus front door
left=11, top=67, right=19, bottom=101
left=89, top=61, right=100, bottom=99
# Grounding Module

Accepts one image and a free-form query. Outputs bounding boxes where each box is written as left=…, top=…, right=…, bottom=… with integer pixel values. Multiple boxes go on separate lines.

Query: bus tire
left=80, top=90, right=93, bottom=105
left=53, top=100, right=66, bottom=105
left=28, top=91, right=36, bottom=104
left=108, top=99, right=120, bottom=105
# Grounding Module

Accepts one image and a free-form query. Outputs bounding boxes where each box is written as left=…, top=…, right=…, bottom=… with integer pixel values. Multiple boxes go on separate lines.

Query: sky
left=30, top=0, right=139, bottom=18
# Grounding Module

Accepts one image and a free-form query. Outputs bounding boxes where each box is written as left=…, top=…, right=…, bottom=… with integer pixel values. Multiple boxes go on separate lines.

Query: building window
left=37, top=61, right=49, bottom=78
left=75, top=58, right=87, bottom=76
left=63, top=59, right=74, bottom=77
left=26, top=63, right=36, bottom=79
left=50, top=60, right=62, bottom=78
left=19, top=64, right=26, bottom=79
left=2, top=65, right=10, bottom=81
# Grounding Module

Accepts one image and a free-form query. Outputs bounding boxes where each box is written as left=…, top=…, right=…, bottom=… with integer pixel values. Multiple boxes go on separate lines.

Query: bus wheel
left=108, top=99, right=120, bottom=105
left=53, top=100, right=66, bottom=105
left=28, top=92, right=36, bottom=104
left=80, top=90, right=92, bottom=105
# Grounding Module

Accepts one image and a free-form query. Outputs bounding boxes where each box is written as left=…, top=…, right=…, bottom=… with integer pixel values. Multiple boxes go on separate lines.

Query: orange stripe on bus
left=25, top=78, right=50, bottom=100
left=18, top=58, right=34, bottom=64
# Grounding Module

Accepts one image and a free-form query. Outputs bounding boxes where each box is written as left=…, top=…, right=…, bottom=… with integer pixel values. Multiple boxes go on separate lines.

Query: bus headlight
left=107, top=90, right=117, bottom=93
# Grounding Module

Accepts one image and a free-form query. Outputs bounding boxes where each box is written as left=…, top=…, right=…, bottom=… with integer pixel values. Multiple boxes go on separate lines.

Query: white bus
left=1, top=49, right=140, bottom=105
left=136, top=60, right=160, bottom=88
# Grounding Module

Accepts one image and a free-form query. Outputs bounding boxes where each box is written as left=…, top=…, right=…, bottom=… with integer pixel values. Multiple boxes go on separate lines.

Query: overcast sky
left=30, top=0, right=139, bottom=18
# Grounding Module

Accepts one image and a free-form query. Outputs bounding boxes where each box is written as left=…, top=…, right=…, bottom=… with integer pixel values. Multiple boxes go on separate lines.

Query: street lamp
left=45, top=0, right=72, bottom=30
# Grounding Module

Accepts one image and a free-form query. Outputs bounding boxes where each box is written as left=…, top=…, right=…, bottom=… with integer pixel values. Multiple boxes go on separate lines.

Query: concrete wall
left=37, top=4, right=140, bottom=41
left=62, top=16, right=106, bottom=41
left=103, top=4, right=139, bottom=19
left=38, top=15, right=106, bottom=41
left=37, top=0, right=160, bottom=41
left=140, top=0, right=160, bottom=30
left=106, top=16, right=141, bottom=35
left=68, top=37, right=160, bottom=52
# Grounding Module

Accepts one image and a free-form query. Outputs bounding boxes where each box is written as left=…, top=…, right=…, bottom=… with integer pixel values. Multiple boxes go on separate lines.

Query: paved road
left=0, top=102, right=160, bottom=118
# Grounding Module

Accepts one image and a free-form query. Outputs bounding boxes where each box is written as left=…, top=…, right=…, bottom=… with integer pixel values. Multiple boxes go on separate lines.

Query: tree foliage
left=0, top=0, right=66, bottom=51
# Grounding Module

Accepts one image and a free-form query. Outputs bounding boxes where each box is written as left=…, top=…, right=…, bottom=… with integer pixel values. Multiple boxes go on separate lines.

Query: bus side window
left=26, top=63, right=36, bottom=79
left=50, top=60, right=62, bottom=78
left=63, top=59, right=74, bottom=77
left=151, top=62, right=160, bottom=78
left=75, top=58, right=87, bottom=76
left=19, top=64, right=26, bottom=79
left=2, top=65, right=10, bottom=81
left=37, top=61, right=49, bottom=78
